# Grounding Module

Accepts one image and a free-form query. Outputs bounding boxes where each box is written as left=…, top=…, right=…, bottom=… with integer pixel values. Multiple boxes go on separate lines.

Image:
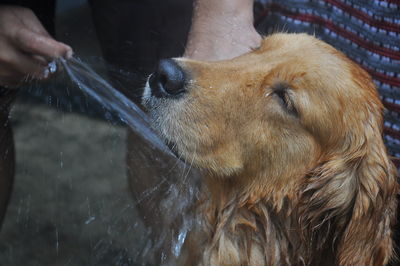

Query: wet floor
left=0, top=101, right=145, bottom=265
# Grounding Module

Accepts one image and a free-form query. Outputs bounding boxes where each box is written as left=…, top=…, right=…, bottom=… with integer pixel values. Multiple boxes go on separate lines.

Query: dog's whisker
left=182, top=146, right=196, bottom=187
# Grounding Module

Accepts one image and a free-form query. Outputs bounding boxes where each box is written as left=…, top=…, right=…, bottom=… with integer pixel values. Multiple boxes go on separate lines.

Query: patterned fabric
left=254, top=0, right=400, bottom=167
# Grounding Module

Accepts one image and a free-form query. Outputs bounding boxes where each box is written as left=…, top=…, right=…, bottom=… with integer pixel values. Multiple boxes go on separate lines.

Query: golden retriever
left=142, top=33, right=398, bottom=266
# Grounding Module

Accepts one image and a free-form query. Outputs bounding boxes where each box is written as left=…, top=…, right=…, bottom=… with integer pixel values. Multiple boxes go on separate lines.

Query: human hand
left=184, top=0, right=262, bottom=61
left=0, top=5, right=73, bottom=88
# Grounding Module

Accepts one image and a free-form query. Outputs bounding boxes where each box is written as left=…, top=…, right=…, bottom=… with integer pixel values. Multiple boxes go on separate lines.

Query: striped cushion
left=254, top=0, right=400, bottom=167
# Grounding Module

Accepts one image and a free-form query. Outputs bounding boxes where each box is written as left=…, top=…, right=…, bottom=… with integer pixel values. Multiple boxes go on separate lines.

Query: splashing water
left=59, top=57, right=172, bottom=155
left=59, top=57, right=200, bottom=263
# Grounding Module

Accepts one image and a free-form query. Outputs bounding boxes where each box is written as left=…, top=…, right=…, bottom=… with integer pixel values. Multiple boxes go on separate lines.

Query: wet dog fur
left=143, top=33, right=398, bottom=266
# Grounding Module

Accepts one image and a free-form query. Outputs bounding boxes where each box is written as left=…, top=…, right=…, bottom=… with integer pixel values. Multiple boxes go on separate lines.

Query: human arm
left=184, top=0, right=261, bottom=61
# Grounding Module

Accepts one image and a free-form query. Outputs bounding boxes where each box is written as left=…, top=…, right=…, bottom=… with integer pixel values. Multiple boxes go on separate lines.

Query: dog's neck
left=186, top=171, right=337, bottom=266
left=204, top=170, right=301, bottom=211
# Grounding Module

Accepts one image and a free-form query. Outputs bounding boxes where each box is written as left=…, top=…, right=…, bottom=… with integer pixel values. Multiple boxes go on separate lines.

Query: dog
left=142, top=33, right=398, bottom=265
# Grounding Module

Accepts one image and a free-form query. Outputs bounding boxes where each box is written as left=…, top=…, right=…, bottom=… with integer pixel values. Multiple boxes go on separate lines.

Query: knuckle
left=14, top=27, right=40, bottom=51
left=13, top=26, right=26, bottom=42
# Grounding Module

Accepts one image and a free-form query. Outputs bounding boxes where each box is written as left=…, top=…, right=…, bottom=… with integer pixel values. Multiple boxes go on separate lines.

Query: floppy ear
left=299, top=107, right=398, bottom=265
left=335, top=120, right=398, bottom=265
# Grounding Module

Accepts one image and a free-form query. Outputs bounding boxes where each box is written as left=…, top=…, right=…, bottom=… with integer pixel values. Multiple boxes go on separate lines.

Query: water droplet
left=85, top=216, right=96, bottom=224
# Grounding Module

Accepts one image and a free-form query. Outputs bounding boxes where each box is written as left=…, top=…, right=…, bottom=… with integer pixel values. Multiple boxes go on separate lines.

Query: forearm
left=185, top=0, right=261, bottom=61
left=191, top=0, right=254, bottom=21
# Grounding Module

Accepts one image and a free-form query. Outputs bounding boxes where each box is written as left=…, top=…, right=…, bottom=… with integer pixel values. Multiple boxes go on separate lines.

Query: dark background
left=0, top=1, right=148, bottom=265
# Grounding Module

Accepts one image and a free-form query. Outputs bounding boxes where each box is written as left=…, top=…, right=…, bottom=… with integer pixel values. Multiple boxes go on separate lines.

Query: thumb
left=13, top=27, right=73, bottom=60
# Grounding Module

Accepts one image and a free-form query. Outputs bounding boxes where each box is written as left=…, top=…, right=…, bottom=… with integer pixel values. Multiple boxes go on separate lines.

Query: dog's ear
left=299, top=106, right=398, bottom=265
left=334, top=120, right=398, bottom=265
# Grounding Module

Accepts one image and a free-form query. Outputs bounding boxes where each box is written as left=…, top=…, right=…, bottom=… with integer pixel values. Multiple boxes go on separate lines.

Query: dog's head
left=143, top=32, right=397, bottom=265
left=143, top=33, right=389, bottom=183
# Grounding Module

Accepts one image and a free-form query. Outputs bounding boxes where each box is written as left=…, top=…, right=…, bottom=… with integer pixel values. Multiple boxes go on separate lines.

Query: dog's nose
left=149, top=59, right=186, bottom=98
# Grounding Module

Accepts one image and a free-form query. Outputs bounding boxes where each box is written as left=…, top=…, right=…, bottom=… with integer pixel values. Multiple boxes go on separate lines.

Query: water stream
left=59, top=57, right=198, bottom=264
left=59, top=57, right=171, bottom=155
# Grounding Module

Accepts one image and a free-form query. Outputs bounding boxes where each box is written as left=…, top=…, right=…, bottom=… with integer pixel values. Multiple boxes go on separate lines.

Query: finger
left=12, top=27, right=73, bottom=60
left=5, top=48, right=48, bottom=79
left=32, top=54, right=49, bottom=65
left=0, top=61, right=50, bottom=88
left=0, top=66, right=41, bottom=88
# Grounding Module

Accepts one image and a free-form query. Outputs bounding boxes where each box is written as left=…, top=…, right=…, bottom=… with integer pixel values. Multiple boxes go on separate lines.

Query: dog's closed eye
left=272, top=84, right=298, bottom=116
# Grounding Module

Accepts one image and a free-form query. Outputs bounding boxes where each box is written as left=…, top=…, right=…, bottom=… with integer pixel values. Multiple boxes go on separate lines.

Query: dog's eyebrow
left=272, top=82, right=290, bottom=92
